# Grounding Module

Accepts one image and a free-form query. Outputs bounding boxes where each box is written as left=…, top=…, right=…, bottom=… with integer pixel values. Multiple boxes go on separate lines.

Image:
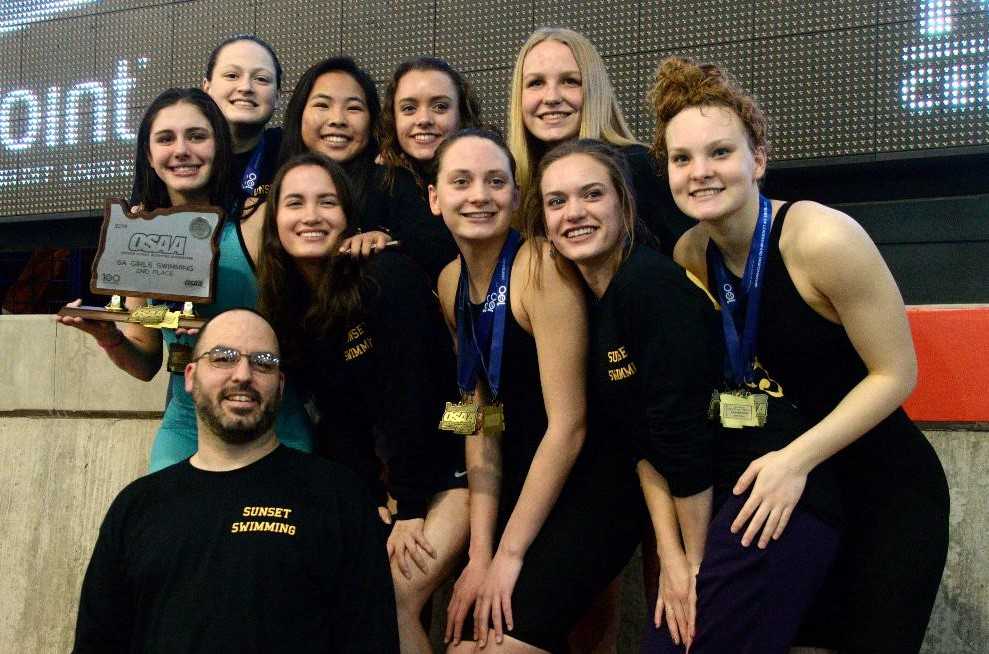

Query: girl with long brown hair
left=256, top=152, right=468, bottom=653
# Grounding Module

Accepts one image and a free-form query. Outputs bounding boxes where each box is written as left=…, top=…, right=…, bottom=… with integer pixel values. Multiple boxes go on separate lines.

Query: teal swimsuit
left=149, top=218, right=313, bottom=471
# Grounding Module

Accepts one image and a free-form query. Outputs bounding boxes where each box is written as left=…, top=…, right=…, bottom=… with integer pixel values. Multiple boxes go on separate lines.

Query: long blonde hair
left=507, top=27, right=638, bottom=195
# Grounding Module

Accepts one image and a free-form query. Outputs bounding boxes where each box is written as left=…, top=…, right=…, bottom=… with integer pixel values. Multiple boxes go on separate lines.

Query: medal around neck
left=709, top=195, right=773, bottom=429
left=439, top=230, right=522, bottom=436
left=57, top=198, right=223, bottom=330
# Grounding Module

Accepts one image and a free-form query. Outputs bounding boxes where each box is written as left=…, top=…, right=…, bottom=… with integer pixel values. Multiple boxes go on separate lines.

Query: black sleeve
left=621, top=145, right=695, bottom=256
left=328, top=476, right=400, bottom=653
left=360, top=164, right=398, bottom=234
left=72, top=497, right=133, bottom=654
left=378, top=166, right=420, bottom=233
left=626, top=274, right=722, bottom=497
left=381, top=168, right=459, bottom=284
left=364, top=253, right=455, bottom=519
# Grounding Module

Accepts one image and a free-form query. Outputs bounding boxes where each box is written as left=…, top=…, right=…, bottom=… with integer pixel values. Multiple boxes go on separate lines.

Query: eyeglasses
left=194, top=346, right=280, bottom=374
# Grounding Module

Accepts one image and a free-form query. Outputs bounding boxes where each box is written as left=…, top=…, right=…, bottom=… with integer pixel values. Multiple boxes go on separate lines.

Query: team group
left=62, top=25, right=951, bottom=654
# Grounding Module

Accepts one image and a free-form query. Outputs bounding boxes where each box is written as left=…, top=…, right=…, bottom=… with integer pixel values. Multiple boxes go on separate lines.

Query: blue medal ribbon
left=708, top=195, right=773, bottom=386
left=455, top=229, right=522, bottom=399
left=239, top=130, right=269, bottom=200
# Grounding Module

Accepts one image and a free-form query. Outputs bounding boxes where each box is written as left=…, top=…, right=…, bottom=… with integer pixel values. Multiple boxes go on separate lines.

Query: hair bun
left=647, top=56, right=769, bottom=164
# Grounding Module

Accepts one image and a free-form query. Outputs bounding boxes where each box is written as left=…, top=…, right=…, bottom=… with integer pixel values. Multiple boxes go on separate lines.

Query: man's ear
left=184, top=362, right=197, bottom=394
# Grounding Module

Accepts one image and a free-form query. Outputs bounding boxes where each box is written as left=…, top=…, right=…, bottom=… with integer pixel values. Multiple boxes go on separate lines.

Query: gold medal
left=719, top=391, right=757, bottom=429
left=439, top=401, right=480, bottom=435
left=482, top=403, right=505, bottom=435
left=439, top=400, right=507, bottom=436
left=718, top=390, right=768, bottom=429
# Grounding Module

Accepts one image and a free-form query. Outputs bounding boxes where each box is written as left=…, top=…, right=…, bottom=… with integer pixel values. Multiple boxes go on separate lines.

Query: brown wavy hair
left=256, top=152, right=365, bottom=369
left=648, top=56, right=770, bottom=168
left=379, top=57, right=483, bottom=189
left=523, top=139, right=638, bottom=263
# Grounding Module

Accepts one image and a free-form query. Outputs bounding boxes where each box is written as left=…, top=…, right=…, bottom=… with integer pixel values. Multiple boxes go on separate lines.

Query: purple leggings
left=642, top=493, right=839, bottom=654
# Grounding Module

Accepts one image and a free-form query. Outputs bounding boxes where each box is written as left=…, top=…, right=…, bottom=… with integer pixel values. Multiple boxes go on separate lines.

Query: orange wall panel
left=904, top=306, right=989, bottom=423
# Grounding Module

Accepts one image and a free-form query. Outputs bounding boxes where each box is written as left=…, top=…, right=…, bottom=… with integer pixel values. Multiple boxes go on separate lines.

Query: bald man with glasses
left=73, top=308, right=399, bottom=653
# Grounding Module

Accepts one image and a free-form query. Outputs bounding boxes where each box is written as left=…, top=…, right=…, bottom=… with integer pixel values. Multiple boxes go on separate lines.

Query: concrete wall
left=1, top=315, right=986, bottom=653
left=0, top=315, right=163, bottom=652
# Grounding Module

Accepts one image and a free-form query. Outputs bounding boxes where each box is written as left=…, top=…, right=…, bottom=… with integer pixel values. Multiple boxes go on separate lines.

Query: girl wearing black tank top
left=652, top=57, right=948, bottom=653
left=432, top=130, right=641, bottom=653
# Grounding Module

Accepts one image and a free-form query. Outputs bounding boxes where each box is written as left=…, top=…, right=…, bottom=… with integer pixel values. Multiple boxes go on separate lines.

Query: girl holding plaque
left=256, top=152, right=468, bottom=654
left=507, top=27, right=692, bottom=255
left=651, top=57, right=949, bottom=653
left=431, top=129, right=642, bottom=653
left=530, top=139, right=843, bottom=653
left=279, top=57, right=417, bottom=258
left=59, top=88, right=312, bottom=471
left=359, top=57, right=485, bottom=282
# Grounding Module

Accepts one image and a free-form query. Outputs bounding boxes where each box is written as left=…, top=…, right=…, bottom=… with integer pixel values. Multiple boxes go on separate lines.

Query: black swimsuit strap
left=770, top=200, right=796, bottom=241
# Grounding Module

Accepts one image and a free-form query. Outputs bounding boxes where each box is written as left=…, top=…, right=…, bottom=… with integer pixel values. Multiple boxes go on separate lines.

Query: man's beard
left=192, top=380, right=281, bottom=445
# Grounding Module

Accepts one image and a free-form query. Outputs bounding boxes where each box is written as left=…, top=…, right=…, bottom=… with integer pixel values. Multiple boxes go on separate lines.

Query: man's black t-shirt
left=73, top=446, right=398, bottom=654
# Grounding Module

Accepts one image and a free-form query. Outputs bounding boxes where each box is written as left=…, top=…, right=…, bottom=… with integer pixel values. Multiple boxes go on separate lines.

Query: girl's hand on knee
left=656, top=554, right=697, bottom=649
left=445, top=555, right=489, bottom=646
left=732, top=449, right=807, bottom=548
left=474, top=550, right=522, bottom=648
left=386, top=518, right=436, bottom=578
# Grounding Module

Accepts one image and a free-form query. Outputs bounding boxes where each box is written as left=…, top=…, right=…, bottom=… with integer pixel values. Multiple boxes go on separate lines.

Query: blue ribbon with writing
left=456, top=229, right=522, bottom=399
left=708, top=195, right=772, bottom=386
left=239, top=130, right=269, bottom=200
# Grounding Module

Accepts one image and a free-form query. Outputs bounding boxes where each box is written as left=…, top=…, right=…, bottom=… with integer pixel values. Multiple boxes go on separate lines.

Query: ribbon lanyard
left=239, top=131, right=268, bottom=198
left=456, top=230, right=522, bottom=399
left=709, top=195, right=773, bottom=386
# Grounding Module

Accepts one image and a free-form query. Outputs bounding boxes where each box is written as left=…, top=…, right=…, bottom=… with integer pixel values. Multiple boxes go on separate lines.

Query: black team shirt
left=588, top=244, right=722, bottom=498
left=298, top=250, right=463, bottom=520
left=73, top=446, right=399, bottom=654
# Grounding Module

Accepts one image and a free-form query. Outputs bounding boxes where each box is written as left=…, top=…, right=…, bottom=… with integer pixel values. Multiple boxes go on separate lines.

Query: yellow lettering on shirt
left=233, top=506, right=297, bottom=536
left=605, top=345, right=637, bottom=381
left=346, top=323, right=366, bottom=341
left=607, top=361, right=638, bottom=381
left=343, top=337, right=374, bottom=361
left=242, top=506, right=293, bottom=518
left=230, top=521, right=298, bottom=536
left=606, top=346, right=628, bottom=364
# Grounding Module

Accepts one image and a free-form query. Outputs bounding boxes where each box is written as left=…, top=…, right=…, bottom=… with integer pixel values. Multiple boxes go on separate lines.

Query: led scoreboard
left=0, top=0, right=987, bottom=222
left=902, top=0, right=988, bottom=112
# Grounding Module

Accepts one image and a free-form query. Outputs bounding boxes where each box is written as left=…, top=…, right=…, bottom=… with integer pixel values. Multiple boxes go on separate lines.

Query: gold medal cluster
left=439, top=400, right=505, bottom=436
left=710, top=390, right=768, bottom=429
